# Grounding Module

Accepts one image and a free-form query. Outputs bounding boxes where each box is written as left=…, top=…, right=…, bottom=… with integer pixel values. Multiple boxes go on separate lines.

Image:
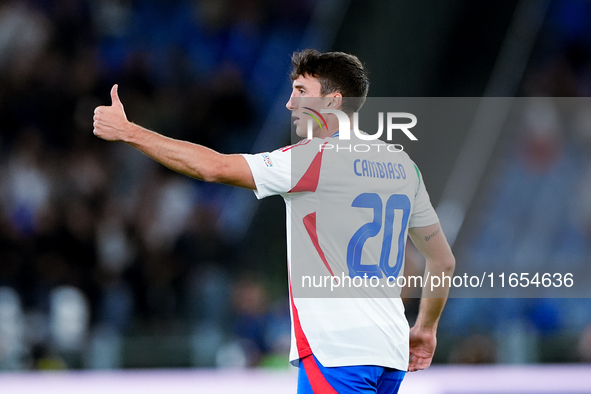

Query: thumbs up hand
left=93, top=84, right=130, bottom=141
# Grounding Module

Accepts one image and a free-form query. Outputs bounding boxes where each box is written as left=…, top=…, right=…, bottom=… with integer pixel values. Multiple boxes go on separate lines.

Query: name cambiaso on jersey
left=242, top=135, right=438, bottom=371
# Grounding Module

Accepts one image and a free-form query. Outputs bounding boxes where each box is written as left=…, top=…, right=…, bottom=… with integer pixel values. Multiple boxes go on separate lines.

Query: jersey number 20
left=346, top=193, right=410, bottom=279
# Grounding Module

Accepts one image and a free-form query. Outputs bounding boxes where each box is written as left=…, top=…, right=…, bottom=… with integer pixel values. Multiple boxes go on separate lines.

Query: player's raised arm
left=406, top=223, right=455, bottom=372
left=93, top=84, right=256, bottom=190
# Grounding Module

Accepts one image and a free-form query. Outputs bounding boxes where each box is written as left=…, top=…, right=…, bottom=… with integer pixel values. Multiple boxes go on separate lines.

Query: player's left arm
left=406, top=222, right=455, bottom=372
left=93, top=84, right=256, bottom=189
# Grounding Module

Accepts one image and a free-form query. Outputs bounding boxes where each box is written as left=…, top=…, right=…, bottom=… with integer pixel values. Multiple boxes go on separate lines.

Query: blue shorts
left=297, top=354, right=406, bottom=394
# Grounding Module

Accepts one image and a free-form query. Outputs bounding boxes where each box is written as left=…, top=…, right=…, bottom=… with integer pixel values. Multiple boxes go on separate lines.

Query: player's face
left=286, top=74, right=326, bottom=138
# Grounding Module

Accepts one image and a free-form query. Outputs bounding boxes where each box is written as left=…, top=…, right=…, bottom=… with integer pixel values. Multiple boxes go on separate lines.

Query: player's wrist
left=121, top=121, right=142, bottom=144
left=412, top=320, right=438, bottom=333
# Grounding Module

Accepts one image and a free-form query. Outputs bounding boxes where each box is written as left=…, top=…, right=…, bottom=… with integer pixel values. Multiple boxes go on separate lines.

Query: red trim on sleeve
left=279, top=138, right=311, bottom=152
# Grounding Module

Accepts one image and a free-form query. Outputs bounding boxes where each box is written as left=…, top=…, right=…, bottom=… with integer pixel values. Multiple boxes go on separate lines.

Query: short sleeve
left=242, top=139, right=325, bottom=199
left=241, top=149, right=292, bottom=199
left=409, top=165, right=439, bottom=228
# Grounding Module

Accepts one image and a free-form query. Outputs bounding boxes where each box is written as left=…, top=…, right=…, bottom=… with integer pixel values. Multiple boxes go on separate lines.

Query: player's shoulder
left=392, top=144, right=412, bottom=162
left=383, top=146, right=421, bottom=184
left=274, top=137, right=328, bottom=153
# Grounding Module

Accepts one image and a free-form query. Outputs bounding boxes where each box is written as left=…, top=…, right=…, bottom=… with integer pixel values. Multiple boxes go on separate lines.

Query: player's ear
left=326, top=92, right=343, bottom=110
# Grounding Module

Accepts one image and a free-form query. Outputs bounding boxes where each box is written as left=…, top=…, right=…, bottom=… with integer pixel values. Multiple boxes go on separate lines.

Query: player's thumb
left=110, top=84, right=124, bottom=109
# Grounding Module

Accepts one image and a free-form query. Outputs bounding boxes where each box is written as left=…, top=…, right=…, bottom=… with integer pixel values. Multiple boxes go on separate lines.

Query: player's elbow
left=439, top=254, right=456, bottom=276
left=200, top=165, right=225, bottom=183
left=428, top=253, right=455, bottom=277
left=199, top=155, right=254, bottom=189
left=199, top=159, right=233, bottom=184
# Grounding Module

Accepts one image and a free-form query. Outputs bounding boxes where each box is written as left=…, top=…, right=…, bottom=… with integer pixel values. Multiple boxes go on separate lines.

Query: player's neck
left=318, top=115, right=352, bottom=138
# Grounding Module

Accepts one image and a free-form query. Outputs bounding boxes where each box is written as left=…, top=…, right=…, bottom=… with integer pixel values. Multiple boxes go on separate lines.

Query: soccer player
left=93, top=49, right=455, bottom=393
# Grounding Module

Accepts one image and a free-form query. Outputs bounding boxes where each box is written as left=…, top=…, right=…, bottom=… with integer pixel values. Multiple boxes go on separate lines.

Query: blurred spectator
left=0, top=0, right=312, bottom=370
left=449, top=334, right=496, bottom=364
left=578, top=324, right=591, bottom=362
left=228, top=275, right=270, bottom=367
left=452, top=0, right=591, bottom=367
left=0, top=286, right=26, bottom=369
left=0, top=1, right=51, bottom=73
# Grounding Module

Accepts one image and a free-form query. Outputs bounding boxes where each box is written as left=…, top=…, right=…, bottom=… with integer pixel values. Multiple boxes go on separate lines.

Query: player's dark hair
left=290, top=49, right=369, bottom=113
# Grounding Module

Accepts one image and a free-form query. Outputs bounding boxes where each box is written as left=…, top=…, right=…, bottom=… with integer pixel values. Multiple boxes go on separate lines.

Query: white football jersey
left=242, top=135, right=438, bottom=370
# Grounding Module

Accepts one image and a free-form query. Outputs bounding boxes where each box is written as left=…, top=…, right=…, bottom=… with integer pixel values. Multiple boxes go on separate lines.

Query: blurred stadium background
left=0, top=0, right=590, bottom=391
